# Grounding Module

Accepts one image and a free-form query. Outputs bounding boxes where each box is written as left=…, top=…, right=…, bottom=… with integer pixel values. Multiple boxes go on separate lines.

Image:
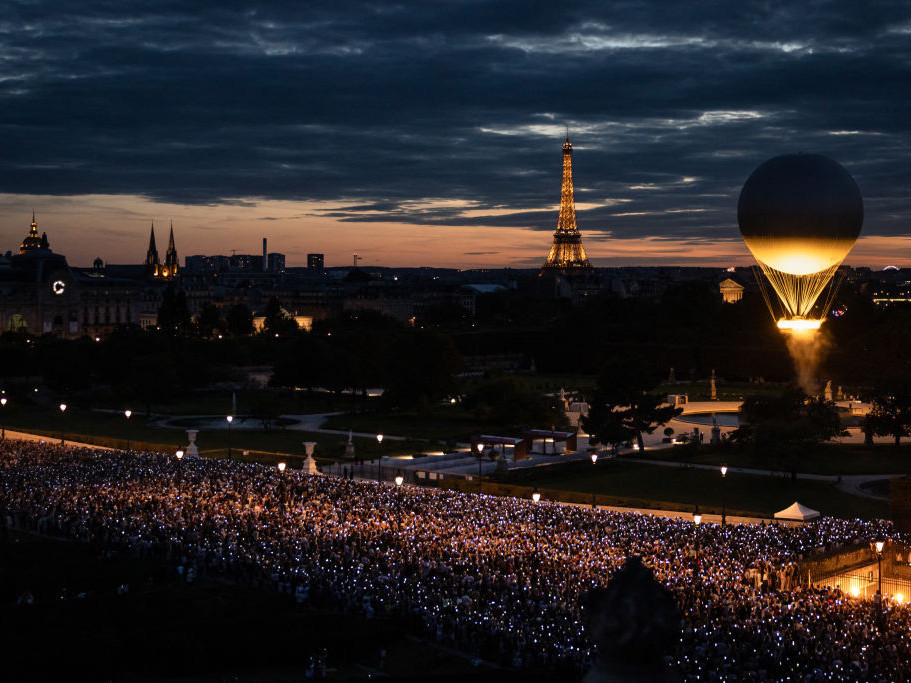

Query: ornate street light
left=720, top=463, right=728, bottom=527
left=226, top=415, right=234, bottom=460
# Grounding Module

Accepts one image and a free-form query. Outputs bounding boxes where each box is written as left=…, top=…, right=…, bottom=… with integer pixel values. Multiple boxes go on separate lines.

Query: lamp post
left=277, top=461, right=286, bottom=513
left=175, top=449, right=184, bottom=496
left=532, top=487, right=542, bottom=584
left=376, top=433, right=384, bottom=482
left=395, top=474, right=404, bottom=487
left=693, top=506, right=702, bottom=585
left=124, top=409, right=132, bottom=451
left=59, top=403, right=67, bottom=445
left=720, top=463, right=728, bottom=527
left=0, top=396, right=7, bottom=439
left=874, top=540, right=885, bottom=608
left=476, top=442, right=484, bottom=494
left=226, top=415, right=233, bottom=460
left=591, top=451, right=599, bottom=509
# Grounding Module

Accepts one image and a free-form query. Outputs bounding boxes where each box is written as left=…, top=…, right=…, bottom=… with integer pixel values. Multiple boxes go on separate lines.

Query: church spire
left=146, top=222, right=159, bottom=268
left=542, top=134, right=592, bottom=273
left=164, top=221, right=178, bottom=276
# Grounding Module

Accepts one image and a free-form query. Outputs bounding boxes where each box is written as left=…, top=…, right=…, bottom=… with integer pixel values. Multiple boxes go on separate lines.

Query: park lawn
left=655, top=380, right=788, bottom=402
left=643, top=443, right=911, bottom=476
left=85, top=387, right=371, bottom=417
left=323, top=407, right=485, bottom=443
left=517, top=462, right=890, bottom=521
left=1, top=404, right=419, bottom=463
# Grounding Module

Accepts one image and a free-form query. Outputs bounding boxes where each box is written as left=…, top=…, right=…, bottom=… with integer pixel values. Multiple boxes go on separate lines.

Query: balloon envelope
left=738, top=154, right=863, bottom=276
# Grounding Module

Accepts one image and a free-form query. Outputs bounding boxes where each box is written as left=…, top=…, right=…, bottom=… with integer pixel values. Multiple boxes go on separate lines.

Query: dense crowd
left=2, top=439, right=910, bottom=681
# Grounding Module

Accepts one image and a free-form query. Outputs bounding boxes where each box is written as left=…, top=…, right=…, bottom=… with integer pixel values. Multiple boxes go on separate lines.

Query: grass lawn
left=645, top=443, right=911, bottom=476
left=322, top=406, right=482, bottom=443
left=1, top=532, right=532, bottom=682
left=1, top=404, right=420, bottom=463
left=516, top=461, right=890, bottom=520
left=86, top=387, right=372, bottom=417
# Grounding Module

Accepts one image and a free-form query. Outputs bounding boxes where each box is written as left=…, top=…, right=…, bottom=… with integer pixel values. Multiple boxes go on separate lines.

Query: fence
left=810, top=565, right=911, bottom=601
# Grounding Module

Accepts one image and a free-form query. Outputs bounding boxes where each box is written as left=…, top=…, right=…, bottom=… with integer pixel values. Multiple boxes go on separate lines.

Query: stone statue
left=824, top=380, right=833, bottom=402
left=710, top=369, right=717, bottom=401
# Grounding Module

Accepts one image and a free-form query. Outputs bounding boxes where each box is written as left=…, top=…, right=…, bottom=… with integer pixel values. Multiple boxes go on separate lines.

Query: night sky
left=2, top=1, right=910, bottom=268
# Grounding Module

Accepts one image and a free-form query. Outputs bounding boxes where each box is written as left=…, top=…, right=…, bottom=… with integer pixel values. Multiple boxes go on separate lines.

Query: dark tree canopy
left=583, top=356, right=681, bottom=452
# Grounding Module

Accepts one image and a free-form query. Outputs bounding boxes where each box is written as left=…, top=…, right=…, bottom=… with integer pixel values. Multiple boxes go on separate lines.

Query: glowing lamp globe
left=737, top=154, right=863, bottom=324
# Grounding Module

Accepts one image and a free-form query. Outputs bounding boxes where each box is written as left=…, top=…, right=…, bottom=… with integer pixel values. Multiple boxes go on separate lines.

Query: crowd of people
left=2, top=439, right=910, bottom=681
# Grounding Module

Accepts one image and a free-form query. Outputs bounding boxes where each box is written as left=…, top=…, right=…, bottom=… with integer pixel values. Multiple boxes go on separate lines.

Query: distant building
left=185, top=254, right=230, bottom=274
left=0, top=215, right=158, bottom=338
left=147, top=222, right=179, bottom=280
left=267, top=253, right=285, bottom=272
left=719, top=278, right=744, bottom=303
left=229, top=254, right=263, bottom=272
left=307, top=253, right=325, bottom=271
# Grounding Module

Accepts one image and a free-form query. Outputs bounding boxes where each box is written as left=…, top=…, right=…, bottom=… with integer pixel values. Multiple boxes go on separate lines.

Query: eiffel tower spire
left=542, top=133, right=592, bottom=273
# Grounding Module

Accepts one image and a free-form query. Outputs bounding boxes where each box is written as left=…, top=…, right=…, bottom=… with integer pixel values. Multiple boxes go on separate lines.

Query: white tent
left=774, top=501, right=820, bottom=522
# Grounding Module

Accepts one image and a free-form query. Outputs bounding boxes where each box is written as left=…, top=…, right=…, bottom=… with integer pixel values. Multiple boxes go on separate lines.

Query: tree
left=197, top=303, right=223, bottom=338
left=731, top=387, right=848, bottom=467
left=384, top=329, right=462, bottom=409
left=463, top=375, right=568, bottom=432
left=583, top=357, right=682, bottom=452
left=863, top=385, right=911, bottom=447
left=262, top=297, right=298, bottom=336
left=225, top=304, right=254, bottom=336
left=157, top=286, right=192, bottom=335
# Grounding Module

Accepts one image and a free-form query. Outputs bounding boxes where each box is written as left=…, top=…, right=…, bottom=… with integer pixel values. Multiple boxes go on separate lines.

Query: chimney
left=263, top=237, right=268, bottom=272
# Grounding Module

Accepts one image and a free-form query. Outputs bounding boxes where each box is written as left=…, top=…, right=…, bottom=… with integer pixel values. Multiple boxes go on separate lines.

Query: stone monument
left=710, top=368, right=717, bottom=401
left=344, top=429, right=356, bottom=460
left=303, top=441, right=320, bottom=475
left=185, top=429, right=199, bottom=458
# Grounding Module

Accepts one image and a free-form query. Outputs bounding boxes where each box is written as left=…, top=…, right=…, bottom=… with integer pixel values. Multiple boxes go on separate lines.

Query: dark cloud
left=1, top=0, right=910, bottom=246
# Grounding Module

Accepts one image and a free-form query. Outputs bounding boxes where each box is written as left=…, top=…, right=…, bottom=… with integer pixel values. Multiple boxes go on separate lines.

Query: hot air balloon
left=738, top=154, right=863, bottom=330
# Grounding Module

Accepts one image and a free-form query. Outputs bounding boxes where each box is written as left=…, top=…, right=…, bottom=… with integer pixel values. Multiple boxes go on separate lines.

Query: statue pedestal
left=186, top=430, right=199, bottom=458
left=303, top=441, right=320, bottom=475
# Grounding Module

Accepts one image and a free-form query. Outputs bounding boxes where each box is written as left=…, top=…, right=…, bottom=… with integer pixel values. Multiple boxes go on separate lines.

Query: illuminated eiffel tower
left=541, top=133, right=592, bottom=273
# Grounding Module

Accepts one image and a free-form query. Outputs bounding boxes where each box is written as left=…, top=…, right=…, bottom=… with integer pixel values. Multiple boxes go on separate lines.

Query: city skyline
left=2, top=2, right=911, bottom=269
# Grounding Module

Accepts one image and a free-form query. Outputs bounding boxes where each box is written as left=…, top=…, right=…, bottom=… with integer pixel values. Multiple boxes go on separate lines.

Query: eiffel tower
left=542, top=133, right=593, bottom=273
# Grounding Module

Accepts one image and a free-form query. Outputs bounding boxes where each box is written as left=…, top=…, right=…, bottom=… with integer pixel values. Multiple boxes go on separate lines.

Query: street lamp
left=590, top=451, right=599, bottom=509
left=376, top=433, right=384, bottom=482
left=277, top=461, right=287, bottom=513
left=0, top=396, right=7, bottom=439
left=124, top=409, right=132, bottom=451
left=59, top=403, right=67, bottom=445
left=874, top=540, right=885, bottom=606
left=476, top=442, right=484, bottom=494
left=226, top=415, right=234, bottom=460
left=693, top=506, right=702, bottom=584
left=532, top=487, right=542, bottom=582
left=720, top=463, right=728, bottom=527
left=395, top=474, right=404, bottom=487
left=175, top=449, right=184, bottom=495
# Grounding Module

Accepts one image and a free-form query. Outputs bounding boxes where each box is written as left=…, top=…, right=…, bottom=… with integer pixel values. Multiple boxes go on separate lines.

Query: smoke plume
left=783, top=327, right=831, bottom=395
